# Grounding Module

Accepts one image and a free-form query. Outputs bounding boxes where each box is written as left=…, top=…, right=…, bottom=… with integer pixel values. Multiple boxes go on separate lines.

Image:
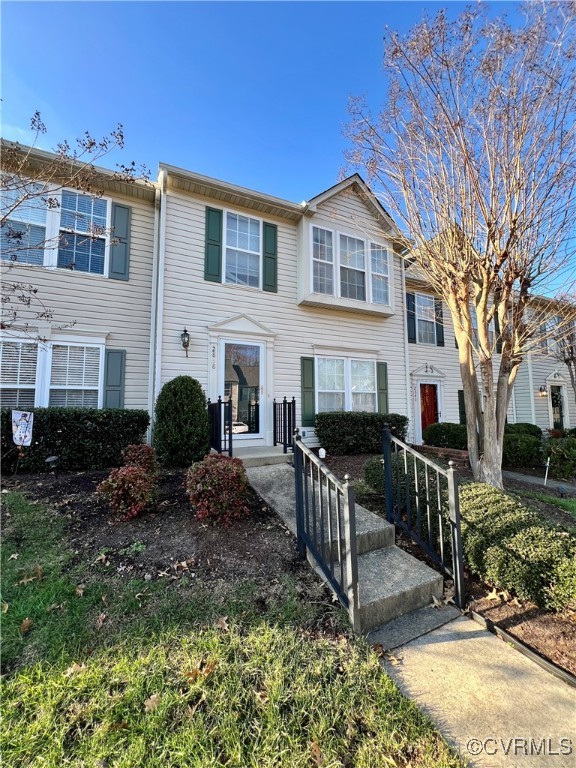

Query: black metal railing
left=382, top=427, right=465, bottom=608
left=293, top=429, right=360, bottom=631
left=207, top=396, right=233, bottom=457
left=247, top=400, right=260, bottom=434
left=273, top=397, right=296, bottom=453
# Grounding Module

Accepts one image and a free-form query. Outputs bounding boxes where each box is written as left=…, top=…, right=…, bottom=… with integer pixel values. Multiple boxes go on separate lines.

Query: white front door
left=220, top=339, right=265, bottom=439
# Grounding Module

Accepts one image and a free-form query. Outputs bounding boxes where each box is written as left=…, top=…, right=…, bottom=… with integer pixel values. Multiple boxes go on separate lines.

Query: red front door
left=420, top=383, right=439, bottom=434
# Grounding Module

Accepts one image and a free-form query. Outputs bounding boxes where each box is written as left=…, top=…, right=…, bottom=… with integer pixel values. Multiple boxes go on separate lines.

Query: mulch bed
left=1, top=469, right=337, bottom=632
left=324, top=453, right=576, bottom=678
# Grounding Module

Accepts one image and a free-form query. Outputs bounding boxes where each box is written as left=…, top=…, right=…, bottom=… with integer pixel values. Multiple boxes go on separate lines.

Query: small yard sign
left=12, top=411, right=34, bottom=447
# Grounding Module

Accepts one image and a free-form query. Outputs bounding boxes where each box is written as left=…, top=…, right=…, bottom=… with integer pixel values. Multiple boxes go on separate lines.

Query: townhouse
left=1, top=145, right=574, bottom=446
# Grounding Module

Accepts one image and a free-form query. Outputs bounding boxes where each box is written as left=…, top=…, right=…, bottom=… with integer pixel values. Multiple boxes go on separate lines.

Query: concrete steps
left=246, top=462, right=452, bottom=635
left=233, top=446, right=293, bottom=467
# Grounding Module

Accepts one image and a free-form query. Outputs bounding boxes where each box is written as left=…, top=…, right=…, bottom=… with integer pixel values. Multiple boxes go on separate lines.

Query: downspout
left=154, top=169, right=168, bottom=407
left=527, top=351, right=537, bottom=424
left=147, top=180, right=163, bottom=439
left=401, top=258, right=413, bottom=441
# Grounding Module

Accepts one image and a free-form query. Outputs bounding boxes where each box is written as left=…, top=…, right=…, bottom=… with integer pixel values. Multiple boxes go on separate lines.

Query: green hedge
left=546, top=437, right=576, bottom=480
left=1, top=408, right=150, bottom=473
left=315, top=412, right=409, bottom=455
left=422, top=422, right=468, bottom=451
left=459, top=483, right=576, bottom=609
left=504, top=422, right=543, bottom=439
left=502, top=434, right=542, bottom=468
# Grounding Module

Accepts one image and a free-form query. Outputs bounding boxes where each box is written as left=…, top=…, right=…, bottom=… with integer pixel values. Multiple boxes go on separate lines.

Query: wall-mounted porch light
left=181, top=328, right=190, bottom=357
left=538, top=385, right=548, bottom=397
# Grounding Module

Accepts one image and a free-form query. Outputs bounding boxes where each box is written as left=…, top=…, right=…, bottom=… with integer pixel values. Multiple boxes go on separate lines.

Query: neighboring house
left=0, top=149, right=157, bottom=414
left=153, top=167, right=409, bottom=446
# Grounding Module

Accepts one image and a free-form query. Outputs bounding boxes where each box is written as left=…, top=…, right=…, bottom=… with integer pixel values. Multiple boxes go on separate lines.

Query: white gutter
left=401, top=259, right=413, bottom=441
left=153, top=169, right=168, bottom=408
left=147, top=181, right=162, bottom=437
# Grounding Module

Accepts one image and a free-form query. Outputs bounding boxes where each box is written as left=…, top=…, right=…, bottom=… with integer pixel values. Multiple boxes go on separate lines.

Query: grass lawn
left=1, top=491, right=463, bottom=768
left=512, top=489, right=576, bottom=524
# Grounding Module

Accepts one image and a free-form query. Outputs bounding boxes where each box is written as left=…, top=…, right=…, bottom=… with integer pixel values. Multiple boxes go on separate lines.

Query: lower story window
left=0, top=340, right=37, bottom=408
left=49, top=344, right=101, bottom=406
left=316, top=357, right=376, bottom=413
left=0, top=339, right=103, bottom=408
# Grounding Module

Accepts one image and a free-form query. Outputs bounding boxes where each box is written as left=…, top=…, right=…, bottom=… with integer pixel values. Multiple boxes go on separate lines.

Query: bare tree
left=346, top=2, right=576, bottom=487
left=1, top=112, right=150, bottom=337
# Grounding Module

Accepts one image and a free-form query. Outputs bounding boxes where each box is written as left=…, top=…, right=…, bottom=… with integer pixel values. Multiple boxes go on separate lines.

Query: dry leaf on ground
left=144, top=693, right=161, bottom=712
left=20, top=618, right=33, bottom=635
left=215, top=616, right=229, bottom=632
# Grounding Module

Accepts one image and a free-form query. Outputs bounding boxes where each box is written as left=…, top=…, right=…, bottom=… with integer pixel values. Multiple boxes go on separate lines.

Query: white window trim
left=309, top=225, right=392, bottom=308
left=2, top=183, right=112, bottom=277
left=1, top=335, right=106, bottom=408
left=415, top=292, right=437, bottom=345
left=314, top=355, right=378, bottom=414
left=222, top=208, right=264, bottom=291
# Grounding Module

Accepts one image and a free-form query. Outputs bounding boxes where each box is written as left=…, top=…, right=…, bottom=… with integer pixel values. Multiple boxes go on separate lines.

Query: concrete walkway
left=383, top=616, right=575, bottom=768
left=247, top=462, right=576, bottom=768
left=503, top=470, right=576, bottom=495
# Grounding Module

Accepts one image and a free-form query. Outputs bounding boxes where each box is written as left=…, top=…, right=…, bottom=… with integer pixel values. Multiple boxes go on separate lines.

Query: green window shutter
left=407, top=292, right=416, bottom=343
left=494, top=312, right=503, bottom=353
left=204, top=207, right=223, bottom=282
left=458, top=390, right=466, bottom=425
left=109, top=203, right=131, bottom=281
left=104, top=349, right=126, bottom=408
left=377, top=362, right=389, bottom=415
left=263, top=222, right=277, bottom=293
left=301, top=357, right=315, bottom=427
left=435, top=298, right=445, bottom=347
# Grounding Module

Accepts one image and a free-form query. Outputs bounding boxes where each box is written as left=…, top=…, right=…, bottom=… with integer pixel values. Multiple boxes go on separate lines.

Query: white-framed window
left=0, top=340, right=38, bottom=408
left=416, top=293, right=436, bottom=345
left=0, top=337, right=104, bottom=408
left=49, top=344, right=101, bottom=406
left=1, top=184, right=111, bottom=276
left=316, top=356, right=377, bottom=413
left=225, top=211, right=261, bottom=288
left=57, top=191, right=108, bottom=275
left=311, top=225, right=391, bottom=306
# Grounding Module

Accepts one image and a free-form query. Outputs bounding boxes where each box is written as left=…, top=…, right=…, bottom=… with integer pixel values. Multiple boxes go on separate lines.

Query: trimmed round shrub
left=484, top=527, right=575, bottom=608
left=97, top=466, right=155, bottom=520
left=186, top=454, right=250, bottom=526
left=546, top=437, right=576, bottom=480
left=502, top=435, right=542, bottom=468
left=459, top=483, right=540, bottom=575
left=315, top=412, right=408, bottom=455
left=153, top=376, right=210, bottom=468
left=422, top=422, right=467, bottom=451
left=547, top=556, right=576, bottom=612
left=364, top=456, right=385, bottom=491
left=505, top=422, right=543, bottom=440
left=122, top=444, right=159, bottom=477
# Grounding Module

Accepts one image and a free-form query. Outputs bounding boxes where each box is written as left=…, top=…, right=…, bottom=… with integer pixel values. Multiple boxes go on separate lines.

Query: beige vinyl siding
left=160, top=187, right=409, bottom=437
left=0, top=193, right=155, bottom=410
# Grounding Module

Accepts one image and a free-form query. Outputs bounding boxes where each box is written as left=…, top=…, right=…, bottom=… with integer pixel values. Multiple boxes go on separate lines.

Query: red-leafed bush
left=97, top=466, right=155, bottom=520
left=185, top=454, right=251, bottom=526
left=122, top=443, right=159, bottom=477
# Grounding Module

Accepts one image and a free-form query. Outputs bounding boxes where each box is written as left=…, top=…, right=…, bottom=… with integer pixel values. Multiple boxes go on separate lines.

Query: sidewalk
left=503, top=470, right=576, bottom=495
left=383, top=615, right=575, bottom=768
left=247, top=463, right=576, bottom=768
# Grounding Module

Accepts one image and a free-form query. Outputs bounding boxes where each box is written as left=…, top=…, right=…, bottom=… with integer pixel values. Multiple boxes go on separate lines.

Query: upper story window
left=1, top=182, right=47, bottom=266
left=224, top=212, right=261, bottom=288
left=0, top=184, right=131, bottom=279
left=57, top=191, right=108, bottom=274
left=204, top=206, right=277, bottom=293
left=416, top=294, right=436, bottom=344
left=312, top=226, right=390, bottom=307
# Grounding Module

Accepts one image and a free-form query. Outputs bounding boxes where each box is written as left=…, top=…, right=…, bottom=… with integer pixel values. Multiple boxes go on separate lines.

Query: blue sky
left=2, top=1, right=517, bottom=202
